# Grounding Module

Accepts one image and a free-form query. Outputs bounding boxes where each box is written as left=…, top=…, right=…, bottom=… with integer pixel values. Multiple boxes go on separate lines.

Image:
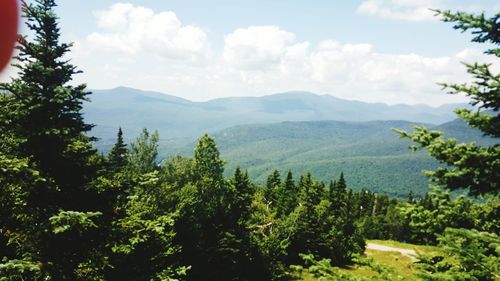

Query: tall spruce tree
left=108, top=127, right=128, bottom=171
left=0, top=0, right=106, bottom=279
left=0, top=0, right=97, bottom=197
left=276, top=170, right=297, bottom=217
left=265, top=169, right=281, bottom=204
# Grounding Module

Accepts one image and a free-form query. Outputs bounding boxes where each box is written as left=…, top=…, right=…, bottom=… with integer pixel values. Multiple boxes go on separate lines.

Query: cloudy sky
left=1, top=0, right=499, bottom=105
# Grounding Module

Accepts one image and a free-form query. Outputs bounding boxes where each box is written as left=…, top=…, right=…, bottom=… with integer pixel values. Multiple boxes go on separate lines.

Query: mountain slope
left=192, top=119, right=495, bottom=198
left=208, top=120, right=435, bottom=197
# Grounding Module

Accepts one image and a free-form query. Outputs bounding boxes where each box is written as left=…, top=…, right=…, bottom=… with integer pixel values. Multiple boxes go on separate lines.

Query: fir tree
left=108, top=127, right=128, bottom=171
left=194, top=133, right=225, bottom=186
left=276, top=170, right=297, bottom=217
left=265, top=169, right=281, bottom=204
left=0, top=1, right=106, bottom=279
left=0, top=0, right=97, bottom=196
left=231, top=167, right=254, bottom=222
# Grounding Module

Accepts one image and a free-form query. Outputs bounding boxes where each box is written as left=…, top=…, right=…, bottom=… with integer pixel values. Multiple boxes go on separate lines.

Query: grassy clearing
left=299, top=240, right=440, bottom=281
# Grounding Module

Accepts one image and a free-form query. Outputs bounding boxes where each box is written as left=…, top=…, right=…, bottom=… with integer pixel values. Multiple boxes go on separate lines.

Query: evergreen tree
left=108, top=127, right=128, bottom=171
left=418, top=229, right=499, bottom=281
left=265, top=169, right=281, bottom=204
left=328, top=174, right=348, bottom=217
left=0, top=0, right=97, bottom=197
left=276, top=170, right=297, bottom=217
left=194, top=133, right=225, bottom=187
left=231, top=167, right=254, bottom=223
left=0, top=1, right=107, bottom=279
left=337, top=172, right=347, bottom=192
left=176, top=135, right=262, bottom=281
left=396, top=11, right=499, bottom=196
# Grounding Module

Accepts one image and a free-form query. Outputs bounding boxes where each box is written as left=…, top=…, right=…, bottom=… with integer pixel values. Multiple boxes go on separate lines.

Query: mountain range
left=83, top=87, right=493, bottom=197
left=85, top=87, right=467, bottom=146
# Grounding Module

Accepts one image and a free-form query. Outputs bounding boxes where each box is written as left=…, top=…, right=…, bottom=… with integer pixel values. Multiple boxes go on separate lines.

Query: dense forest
left=0, top=1, right=498, bottom=280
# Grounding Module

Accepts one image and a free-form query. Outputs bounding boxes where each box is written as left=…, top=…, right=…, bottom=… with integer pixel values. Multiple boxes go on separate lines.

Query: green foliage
left=471, top=198, right=500, bottom=234
left=0, top=1, right=108, bottom=279
left=0, top=259, right=43, bottom=281
left=276, top=170, right=299, bottom=217
left=266, top=169, right=282, bottom=204
left=172, top=134, right=268, bottom=281
left=437, top=10, right=499, bottom=55
left=4, top=2, right=497, bottom=280
left=401, top=187, right=474, bottom=244
left=49, top=210, right=102, bottom=234
left=417, top=228, right=500, bottom=281
left=128, top=128, right=160, bottom=175
left=396, top=126, right=499, bottom=195
left=194, top=134, right=225, bottom=184
left=108, top=169, right=185, bottom=281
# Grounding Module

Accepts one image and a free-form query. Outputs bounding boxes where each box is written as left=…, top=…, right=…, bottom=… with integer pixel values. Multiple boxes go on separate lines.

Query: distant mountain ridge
left=83, top=87, right=494, bottom=197
left=84, top=87, right=468, bottom=146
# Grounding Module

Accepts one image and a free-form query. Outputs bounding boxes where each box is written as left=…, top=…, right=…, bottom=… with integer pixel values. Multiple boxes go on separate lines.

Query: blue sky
left=54, top=0, right=491, bottom=56
left=2, top=0, right=499, bottom=105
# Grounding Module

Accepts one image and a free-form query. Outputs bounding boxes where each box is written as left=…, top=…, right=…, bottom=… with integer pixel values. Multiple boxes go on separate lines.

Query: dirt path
left=366, top=243, right=417, bottom=261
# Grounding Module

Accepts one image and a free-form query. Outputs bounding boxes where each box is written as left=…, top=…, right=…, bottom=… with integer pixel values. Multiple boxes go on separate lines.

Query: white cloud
left=223, top=26, right=299, bottom=70
left=356, top=0, right=440, bottom=21
left=74, top=3, right=210, bottom=62
left=220, top=27, right=497, bottom=105
left=63, top=3, right=499, bottom=106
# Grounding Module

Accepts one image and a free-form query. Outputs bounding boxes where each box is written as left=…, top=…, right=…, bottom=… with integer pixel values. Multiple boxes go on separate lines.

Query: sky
left=1, top=0, right=499, bottom=106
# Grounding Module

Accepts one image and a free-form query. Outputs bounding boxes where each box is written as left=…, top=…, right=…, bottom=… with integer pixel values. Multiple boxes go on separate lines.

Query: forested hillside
left=0, top=1, right=498, bottom=281
left=154, top=118, right=493, bottom=197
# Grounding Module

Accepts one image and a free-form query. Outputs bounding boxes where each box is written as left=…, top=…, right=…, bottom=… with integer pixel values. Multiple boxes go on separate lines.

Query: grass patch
left=299, top=240, right=441, bottom=281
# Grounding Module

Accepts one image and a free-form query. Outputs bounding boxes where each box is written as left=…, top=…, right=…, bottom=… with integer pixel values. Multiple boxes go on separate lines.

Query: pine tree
left=0, top=0, right=97, bottom=197
left=337, top=172, right=347, bottom=192
left=276, top=170, right=297, bottom=217
left=194, top=133, right=225, bottom=187
left=176, top=134, right=260, bottom=281
left=265, top=169, right=281, bottom=204
left=329, top=174, right=347, bottom=217
left=232, top=167, right=254, bottom=222
left=0, top=1, right=106, bottom=279
left=395, top=11, right=499, bottom=196
left=108, top=127, right=128, bottom=171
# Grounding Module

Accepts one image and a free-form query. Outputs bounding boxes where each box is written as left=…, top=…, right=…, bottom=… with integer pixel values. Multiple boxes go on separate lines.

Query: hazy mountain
left=84, top=87, right=467, bottom=147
